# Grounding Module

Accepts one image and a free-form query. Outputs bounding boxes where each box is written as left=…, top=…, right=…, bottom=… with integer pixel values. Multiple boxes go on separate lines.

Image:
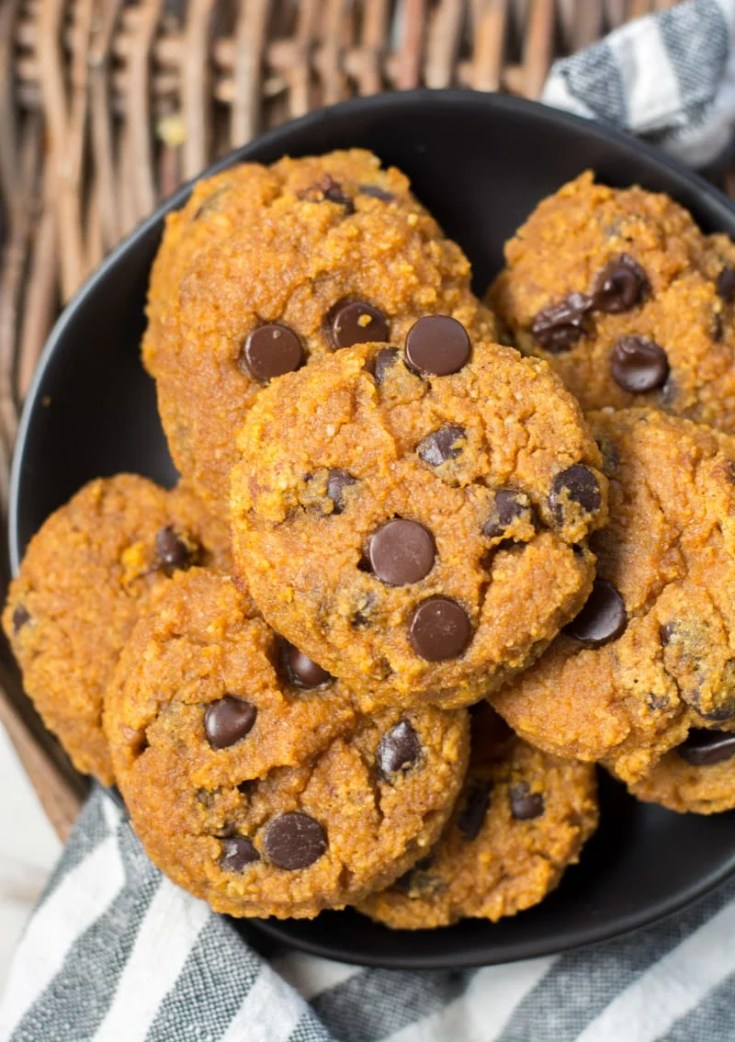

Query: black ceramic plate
left=10, top=91, right=735, bottom=969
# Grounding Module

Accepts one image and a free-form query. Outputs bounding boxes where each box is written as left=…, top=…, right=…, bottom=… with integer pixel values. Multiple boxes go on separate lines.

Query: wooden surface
left=0, top=0, right=692, bottom=841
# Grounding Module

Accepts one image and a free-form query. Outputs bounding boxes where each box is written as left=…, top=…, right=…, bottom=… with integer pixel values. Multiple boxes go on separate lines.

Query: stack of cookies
left=5, top=150, right=735, bottom=930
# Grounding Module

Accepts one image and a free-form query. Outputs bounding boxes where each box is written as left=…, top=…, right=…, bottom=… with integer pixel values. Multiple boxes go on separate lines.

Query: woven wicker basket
left=0, top=0, right=704, bottom=840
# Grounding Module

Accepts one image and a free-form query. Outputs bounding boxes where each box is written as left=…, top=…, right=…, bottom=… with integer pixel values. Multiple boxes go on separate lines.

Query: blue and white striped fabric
left=5, top=1, right=735, bottom=1039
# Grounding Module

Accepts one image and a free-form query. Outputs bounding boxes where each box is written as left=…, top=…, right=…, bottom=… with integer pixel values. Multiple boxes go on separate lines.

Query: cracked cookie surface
left=143, top=149, right=496, bottom=515
left=230, top=331, right=606, bottom=709
left=3, top=475, right=230, bottom=783
left=492, top=408, right=735, bottom=783
left=104, top=569, right=469, bottom=918
left=356, top=706, right=598, bottom=929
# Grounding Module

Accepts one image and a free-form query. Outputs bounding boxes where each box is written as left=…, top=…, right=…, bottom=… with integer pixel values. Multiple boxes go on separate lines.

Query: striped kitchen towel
left=4, top=1, right=735, bottom=1039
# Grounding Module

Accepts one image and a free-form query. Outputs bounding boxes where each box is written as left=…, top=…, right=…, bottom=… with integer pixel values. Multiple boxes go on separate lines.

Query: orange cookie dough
left=143, top=149, right=496, bottom=514
left=3, top=475, right=230, bottom=783
left=104, top=569, right=469, bottom=919
left=492, top=408, right=735, bottom=784
left=231, top=326, right=606, bottom=710
left=622, top=728, right=735, bottom=814
left=489, top=172, right=735, bottom=431
left=356, top=707, right=597, bottom=929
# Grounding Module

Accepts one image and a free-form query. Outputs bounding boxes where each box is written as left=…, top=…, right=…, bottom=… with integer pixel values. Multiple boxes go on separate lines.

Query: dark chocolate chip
left=327, top=300, right=389, bottom=349
left=717, top=267, right=735, bottom=303
left=377, top=719, right=422, bottom=776
left=677, top=729, right=735, bottom=766
left=12, top=604, right=30, bottom=634
left=372, top=347, right=399, bottom=385
left=509, top=782, right=545, bottom=820
left=326, top=469, right=356, bottom=513
left=220, top=835, right=260, bottom=871
left=610, top=336, right=669, bottom=393
left=531, top=293, right=594, bottom=353
left=204, top=696, right=257, bottom=750
left=564, top=579, right=627, bottom=647
left=368, top=518, right=436, bottom=586
left=280, top=639, right=334, bottom=689
left=693, top=698, right=735, bottom=723
left=263, top=811, right=327, bottom=870
left=457, top=781, right=491, bottom=840
left=299, top=174, right=354, bottom=213
left=483, top=488, right=532, bottom=538
left=358, top=184, right=395, bottom=201
left=409, top=597, right=472, bottom=661
left=405, top=316, right=471, bottom=376
left=549, top=464, right=602, bottom=524
left=392, top=855, right=434, bottom=894
left=591, top=254, right=648, bottom=313
left=239, top=324, right=304, bottom=383
left=155, top=526, right=194, bottom=572
left=416, top=425, right=466, bottom=466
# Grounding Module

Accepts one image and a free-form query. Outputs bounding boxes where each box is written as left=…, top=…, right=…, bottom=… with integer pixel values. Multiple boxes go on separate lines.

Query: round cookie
left=104, top=569, right=469, bottom=919
left=356, top=706, right=598, bottom=929
left=489, top=172, right=735, bottom=432
left=3, top=475, right=231, bottom=783
left=623, top=727, right=735, bottom=814
left=492, top=408, right=735, bottom=784
left=143, top=148, right=497, bottom=514
left=230, top=326, right=607, bottom=709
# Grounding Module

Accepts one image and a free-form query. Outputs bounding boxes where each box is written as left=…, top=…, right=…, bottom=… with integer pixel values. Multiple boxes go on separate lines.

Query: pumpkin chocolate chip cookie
left=489, top=172, right=735, bottom=433
left=356, top=706, right=598, bottom=929
left=143, top=148, right=496, bottom=514
left=104, top=569, right=469, bottom=918
left=3, top=475, right=230, bottom=784
left=492, top=408, right=735, bottom=784
left=622, top=727, right=735, bottom=814
left=230, top=325, right=607, bottom=709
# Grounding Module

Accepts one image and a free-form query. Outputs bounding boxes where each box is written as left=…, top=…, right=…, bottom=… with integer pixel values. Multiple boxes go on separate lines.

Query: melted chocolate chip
left=280, top=640, right=334, bottom=689
left=591, top=254, right=648, bottom=313
left=549, top=465, right=601, bottom=524
left=327, top=301, right=389, bottom=349
left=372, top=347, right=399, bottom=385
left=220, top=835, right=260, bottom=871
left=408, top=597, right=472, bottom=661
left=155, top=526, right=194, bottom=573
left=564, top=579, right=627, bottom=647
left=677, top=729, right=735, bottom=766
left=610, top=336, right=669, bottom=393
left=263, top=812, right=327, bottom=870
left=416, top=425, right=466, bottom=466
left=377, top=720, right=422, bottom=776
left=239, top=324, right=304, bottom=383
left=326, top=469, right=356, bottom=513
left=483, top=489, right=533, bottom=538
left=509, top=783, right=545, bottom=820
left=531, top=293, right=593, bottom=353
left=11, top=604, right=30, bottom=634
left=204, top=696, right=257, bottom=750
left=368, top=519, right=436, bottom=586
left=717, top=267, right=735, bottom=303
left=299, top=174, right=354, bottom=213
left=405, top=316, right=471, bottom=376
left=358, top=184, right=395, bottom=201
left=457, top=781, right=491, bottom=840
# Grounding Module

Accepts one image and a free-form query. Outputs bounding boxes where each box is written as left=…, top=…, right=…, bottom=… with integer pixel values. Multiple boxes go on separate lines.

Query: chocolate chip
left=299, top=175, right=354, bottom=213
left=717, top=267, right=735, bottom=303
left=405, top=316, right=471, bottom=376
left=416, top=425, right=465, bottom=466
left=409, top=597, right=472, bottom=661
left=239, top=324, right=304, bottom=383
left=204, top=696, right=257, bottom=749
left=377, top=719, right=422, bottom=776
left=531, top=293, right=594, bottom=353
left=457, top=781, right=491, bottom=839
left=327, top=301, right=389, bottom=349
left=693, top=698, right=735, bottom=723
left=372, top=347, right=399, bottom=385
left=326, top=469, right=356, bottom=513
left=12, top=605, right=30, bottom=634
left=591, top=254, right=648, bottom=313
left=711, top=311, right=724, bottom=342
left=564, top=579, right=627, bottom=647
left=677, top=729, right=735, bottom=766
left=263, top=812, right=327, bottom=870
left=220, top=836, right=260, bottom=871
left=549, top=464, right=601, bottom=524
left=368, top=519, right=436, bottom=586
left=610, top=336, right=669, bottom=393
left=509, top=783, right=545, bottom=820
left=359, top=184, right=394, bottom=201
left=280, top=640, right=334, bottom=689
left=483, top=489, right=533, bottom=538
left=155, top=526, right=194, bottom=572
